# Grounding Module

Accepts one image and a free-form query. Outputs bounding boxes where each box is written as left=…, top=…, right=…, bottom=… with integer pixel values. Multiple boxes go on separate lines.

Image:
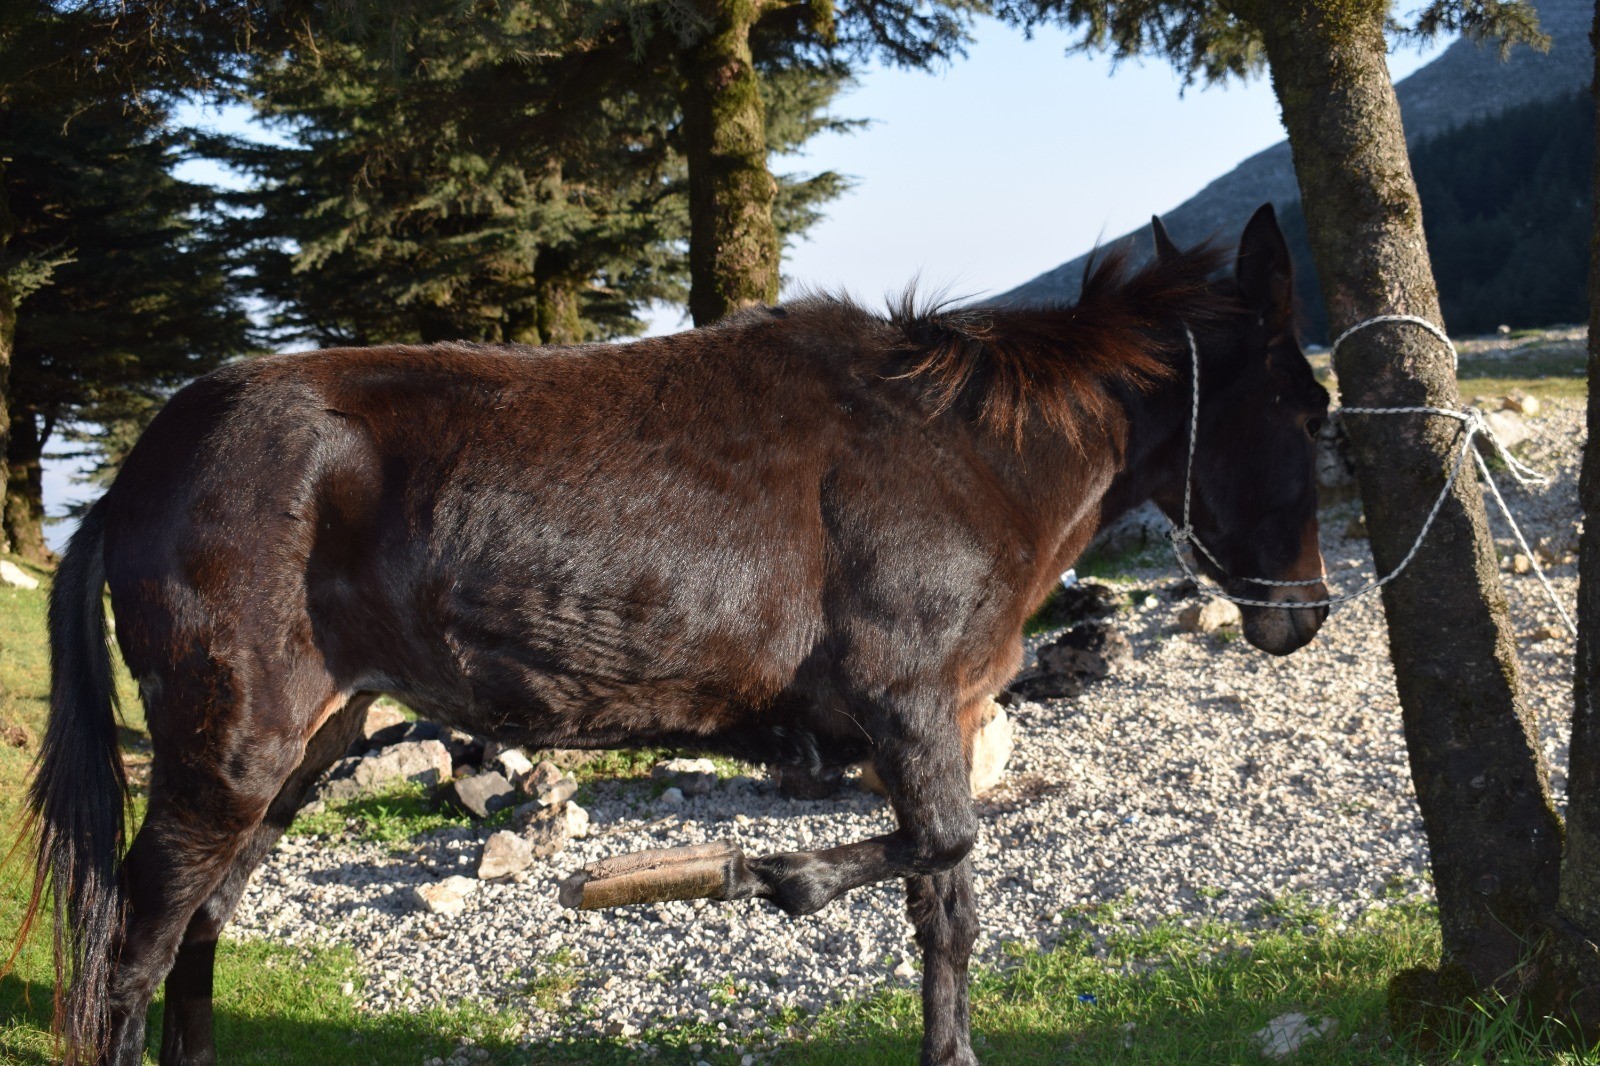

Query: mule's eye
left=1305, top=417, right=1324, bottom=438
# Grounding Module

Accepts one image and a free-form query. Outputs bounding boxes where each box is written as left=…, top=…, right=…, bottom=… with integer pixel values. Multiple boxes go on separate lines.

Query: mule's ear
left=1235, top=203, right=1294, bottom=321
left=1151, top=215, right=1181, bottom=263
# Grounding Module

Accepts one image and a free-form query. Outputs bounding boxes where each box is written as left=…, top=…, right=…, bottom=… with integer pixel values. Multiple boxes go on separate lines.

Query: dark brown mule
left=22, top=203, right=1328, bottom=1065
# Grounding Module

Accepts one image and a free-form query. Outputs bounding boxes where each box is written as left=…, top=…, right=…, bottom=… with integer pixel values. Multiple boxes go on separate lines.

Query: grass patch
left=787, top=889, right=1600, bottom=1056
left=288, top=781, right=509, bottom=846
left=1312, top=334, right=1589, bottom=403
left=1073, top=540, right=1169, bottom=584
left=786, top=897, right=1600, bottom=1065
left=1458, top=371, right=1588, bottom=402
left=512, top=948, right=582, bottom=1014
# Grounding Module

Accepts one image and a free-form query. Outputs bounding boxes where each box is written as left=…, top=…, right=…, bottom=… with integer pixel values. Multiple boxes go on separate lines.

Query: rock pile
left=307, top=706, right=601, bottom=905
left=1009, top=583, right=1134, bottom=701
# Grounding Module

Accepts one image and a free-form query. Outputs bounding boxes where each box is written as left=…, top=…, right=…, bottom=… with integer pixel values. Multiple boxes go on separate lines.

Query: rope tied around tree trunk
left=1167, top=315, right=1577, bottom=636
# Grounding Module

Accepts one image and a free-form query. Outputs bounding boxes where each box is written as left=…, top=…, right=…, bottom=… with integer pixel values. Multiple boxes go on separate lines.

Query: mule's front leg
left=907, top=860, right=978, bottom=1066
left=561, top=708, right=981, bottom=1064
left=734, top=726, right=982, bottom=1066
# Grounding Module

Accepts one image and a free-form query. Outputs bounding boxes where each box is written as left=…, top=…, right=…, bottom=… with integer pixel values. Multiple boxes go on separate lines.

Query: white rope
left=1167, top=315, right=1576, bottom=636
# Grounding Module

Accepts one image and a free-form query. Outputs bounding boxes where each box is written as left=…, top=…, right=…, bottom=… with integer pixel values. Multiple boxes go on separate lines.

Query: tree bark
left=535, top=252, right=584, bottom=346
left=1239, top=0, right=1562, bottom=1004
left=1536, top=0, right=1600, bottom=1034
left=678, top=0, right=781, bottom=326
left=3, top=404, right=49, bottom=564
left=0, top=158, right=14, bottom=556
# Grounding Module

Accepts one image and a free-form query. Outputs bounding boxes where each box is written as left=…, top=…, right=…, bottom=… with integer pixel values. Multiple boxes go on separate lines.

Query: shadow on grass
left=0, top=943, right=703, bottom=1066
left=784, top=902, right=1447, bottom=1066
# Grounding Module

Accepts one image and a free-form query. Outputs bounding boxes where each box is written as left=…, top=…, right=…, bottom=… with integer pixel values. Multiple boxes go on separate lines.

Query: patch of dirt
left=0, top=719, right=30, bottom=750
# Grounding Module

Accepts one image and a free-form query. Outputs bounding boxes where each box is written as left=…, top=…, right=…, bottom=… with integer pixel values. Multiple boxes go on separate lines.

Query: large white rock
left=351, top=738, right=453, bottom=791
left=858, top=696, right=1016, bottom=798
left=478, top=830, right=534, bottom=879
left=360, top=702, right=407, bottom=740
left=967, top=700, right=1015, bottom=797
left=494, top=747, right=535, bottom=782
left=0, top=561, right=39, bottom=590
left=1178, top=598, right=1242, bottom=634
left=413, top=875, right=479, bottom=916
left=1253, top=1012, right=1337, bottom=1060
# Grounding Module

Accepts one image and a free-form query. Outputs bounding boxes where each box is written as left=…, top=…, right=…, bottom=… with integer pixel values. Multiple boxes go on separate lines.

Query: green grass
left=1447, top=339, right=1587, bottom=402
left=288, top=780, right=511, bottom=846
left=1465, top=369, right=1587, bottom=398
left=786, top=898, right=1600, bottom=1065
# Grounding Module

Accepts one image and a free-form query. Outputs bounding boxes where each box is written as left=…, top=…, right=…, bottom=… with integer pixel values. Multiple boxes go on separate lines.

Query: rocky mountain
left=1000, top=0, right=1593, bottom=305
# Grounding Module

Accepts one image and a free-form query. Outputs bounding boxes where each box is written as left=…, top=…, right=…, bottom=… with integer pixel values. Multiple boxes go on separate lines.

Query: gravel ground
left=229, top=398, right=1585, bottom=1054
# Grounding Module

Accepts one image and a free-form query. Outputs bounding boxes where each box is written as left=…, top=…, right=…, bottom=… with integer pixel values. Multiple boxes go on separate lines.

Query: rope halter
left=1166, top=315, right=1575, bottom=636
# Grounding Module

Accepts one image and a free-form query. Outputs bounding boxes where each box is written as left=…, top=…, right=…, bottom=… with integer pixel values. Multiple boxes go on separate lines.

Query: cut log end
left=558, top=841, right=746, bottom=910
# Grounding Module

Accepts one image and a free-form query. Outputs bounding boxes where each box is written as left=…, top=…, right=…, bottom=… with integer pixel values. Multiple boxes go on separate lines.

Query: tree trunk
left=678, top=0, right=780, bottom=326
left=0, top=159, right=14, bottom=556
left=3, top=404, right=49, bottom=564
left=535, top=253, right=584, bottom=346
left=1536, top=0, right=1600, bottom=1034
left=1240, top=0, right=1563, bottom=1005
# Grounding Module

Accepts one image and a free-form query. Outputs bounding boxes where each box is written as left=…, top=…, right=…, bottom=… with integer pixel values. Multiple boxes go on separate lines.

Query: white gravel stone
left=478, top=831, right=534, bottom=880
left=1178, top=598, right=1242, bottom=633
left=413, top=875, right=479, bottom=916
left=494, top=748, right=535, bottom=782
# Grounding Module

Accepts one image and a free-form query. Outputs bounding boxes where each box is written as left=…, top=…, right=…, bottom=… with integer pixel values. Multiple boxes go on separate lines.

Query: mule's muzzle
left=1239, top=582, right=1328, bottom=656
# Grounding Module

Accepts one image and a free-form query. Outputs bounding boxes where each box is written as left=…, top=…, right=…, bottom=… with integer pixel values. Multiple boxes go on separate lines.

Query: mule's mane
left=888, top=244, right=1234, bottom=446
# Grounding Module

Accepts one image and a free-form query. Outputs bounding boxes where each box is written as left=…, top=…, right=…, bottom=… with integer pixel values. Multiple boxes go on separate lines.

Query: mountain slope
left=1000, top=0, right=1592, bottom=310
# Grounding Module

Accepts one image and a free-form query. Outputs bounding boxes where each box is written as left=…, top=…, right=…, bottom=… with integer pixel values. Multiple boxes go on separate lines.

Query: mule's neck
left=1092, top=369, right=1193, bottom=537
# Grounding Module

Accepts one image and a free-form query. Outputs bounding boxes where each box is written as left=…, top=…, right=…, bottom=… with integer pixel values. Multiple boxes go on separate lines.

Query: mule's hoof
left=558, top=841, right=747, bottom=910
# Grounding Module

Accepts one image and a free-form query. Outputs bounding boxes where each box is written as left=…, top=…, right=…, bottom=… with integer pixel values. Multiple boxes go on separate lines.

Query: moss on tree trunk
left=1240, top=0, right=1563, bottom=1000
left=1534, top=0, right=1600, bottom=1035
left=535, top=254, right=583, bottom=346
left=678, top=0, right=780, bottom=326
left=3, top=405, right=49, bottom=564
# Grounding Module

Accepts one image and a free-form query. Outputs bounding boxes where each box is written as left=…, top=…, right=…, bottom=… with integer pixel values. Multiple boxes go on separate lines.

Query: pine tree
left=593, top=0, right=981, bottom=324
left=1, top=91, right=250, bottom=560
left=218, top=2, right=855, bottom=345
left=0, top=0, right=265, bottom=553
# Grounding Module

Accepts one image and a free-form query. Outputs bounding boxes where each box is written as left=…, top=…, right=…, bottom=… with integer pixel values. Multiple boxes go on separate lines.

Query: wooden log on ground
left=558, top=841, right=747, bottom=910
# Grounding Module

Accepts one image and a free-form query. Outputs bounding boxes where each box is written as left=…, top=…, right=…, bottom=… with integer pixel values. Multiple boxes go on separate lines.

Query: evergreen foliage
left=0, top=2, right=251, bottom=556
left=215, top=4, right=855, bottom=345
left=997, top=0, right=1544, bottom=87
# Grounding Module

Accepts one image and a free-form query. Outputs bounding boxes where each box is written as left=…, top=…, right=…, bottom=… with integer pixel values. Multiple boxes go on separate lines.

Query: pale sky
left=40, top=16, right=1450, bottom=547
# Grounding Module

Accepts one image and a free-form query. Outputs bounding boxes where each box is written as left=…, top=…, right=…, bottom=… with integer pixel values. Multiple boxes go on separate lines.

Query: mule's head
left=1155, top=204, right=1331, bottom=655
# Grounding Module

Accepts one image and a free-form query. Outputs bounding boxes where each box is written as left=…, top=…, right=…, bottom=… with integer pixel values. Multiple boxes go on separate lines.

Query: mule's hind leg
left=102, top=676, right=336, bottom=1066
left=157, top=695, right=371, bottom=1066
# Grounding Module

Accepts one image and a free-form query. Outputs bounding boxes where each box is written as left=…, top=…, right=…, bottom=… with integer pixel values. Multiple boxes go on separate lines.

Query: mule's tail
left=16, top=500, right=127, bottom=1063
